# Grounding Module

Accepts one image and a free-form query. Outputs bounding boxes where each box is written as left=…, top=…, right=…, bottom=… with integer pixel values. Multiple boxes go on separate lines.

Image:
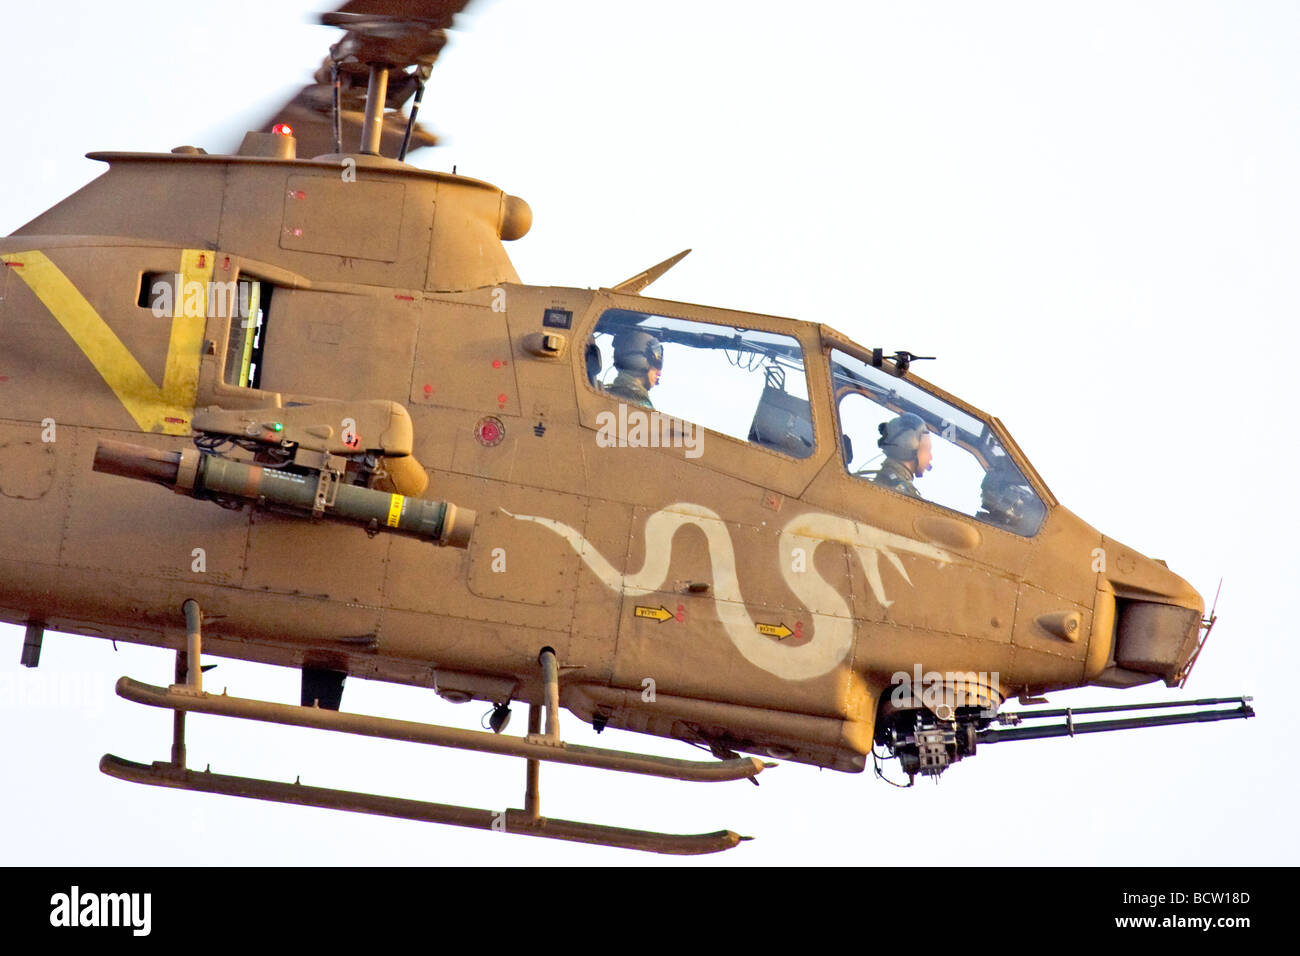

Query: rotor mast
left=255, top=2, right=468, bottom=160
left=360, top=63, right=389, bottom=155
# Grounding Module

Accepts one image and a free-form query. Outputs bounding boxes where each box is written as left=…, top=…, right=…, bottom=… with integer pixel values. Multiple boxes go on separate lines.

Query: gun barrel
left=978, top=702, right=1254, bottom=744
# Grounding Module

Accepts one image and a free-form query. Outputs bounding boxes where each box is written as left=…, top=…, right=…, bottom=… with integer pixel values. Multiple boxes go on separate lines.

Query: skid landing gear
left=101, top=606, right=764, bottom=855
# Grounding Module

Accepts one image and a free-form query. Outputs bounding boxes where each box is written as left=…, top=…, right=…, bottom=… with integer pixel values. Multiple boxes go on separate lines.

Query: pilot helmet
left=980, top=470, right=1046, bottom=534
left=612, top=330, right=665, bottom=373
left=878, top=413, right=929, bottom=461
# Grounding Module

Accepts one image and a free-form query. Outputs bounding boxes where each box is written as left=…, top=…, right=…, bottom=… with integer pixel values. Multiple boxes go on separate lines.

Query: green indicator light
left=272, top=423, right=283, bottom=432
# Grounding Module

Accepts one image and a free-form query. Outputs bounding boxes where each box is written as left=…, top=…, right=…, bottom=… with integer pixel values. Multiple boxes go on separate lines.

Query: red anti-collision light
left=272, top=123, right=293, bottom=137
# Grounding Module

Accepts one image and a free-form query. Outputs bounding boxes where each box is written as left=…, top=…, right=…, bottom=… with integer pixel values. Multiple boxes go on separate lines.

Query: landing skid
left=99, top=756, right=748, bottom=855
left=112, top=677, right=766, bottom=782
left=101, top=601, right=762, bottom=855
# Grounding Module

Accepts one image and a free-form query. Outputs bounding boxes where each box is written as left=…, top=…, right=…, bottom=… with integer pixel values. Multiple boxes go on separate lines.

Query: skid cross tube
left=170, top=598, right=205, bottom=767
left=170, top=651, right=187, bottom=767
left=524, top=704, right=542, bottom=819
left=540, top=648, right=562, bottom=741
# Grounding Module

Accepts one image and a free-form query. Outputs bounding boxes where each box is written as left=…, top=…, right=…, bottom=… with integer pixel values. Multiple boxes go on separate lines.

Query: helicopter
left=0, top=0, right=1259, bottom=858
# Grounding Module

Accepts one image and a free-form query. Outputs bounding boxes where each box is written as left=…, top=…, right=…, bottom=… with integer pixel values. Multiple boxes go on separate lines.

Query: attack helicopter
left=0, top=0, right=1253, bottom=855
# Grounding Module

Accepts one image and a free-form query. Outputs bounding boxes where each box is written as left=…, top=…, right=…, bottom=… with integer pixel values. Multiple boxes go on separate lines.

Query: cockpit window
left=589, top=308, right=815, bottom=458
left=830, top=349, right=1046, bottom=535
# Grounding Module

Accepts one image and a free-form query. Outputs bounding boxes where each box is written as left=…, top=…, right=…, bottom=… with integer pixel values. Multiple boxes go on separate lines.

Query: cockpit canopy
left=590, top=309, right=815, bottom=459
left=830, top=349, right=1045, bottom=536
left=587, top=307, right=1046, bottom=536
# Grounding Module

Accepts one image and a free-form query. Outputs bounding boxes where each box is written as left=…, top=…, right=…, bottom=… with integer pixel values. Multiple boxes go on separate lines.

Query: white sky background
left=1, top=0, right=1296, bottom=865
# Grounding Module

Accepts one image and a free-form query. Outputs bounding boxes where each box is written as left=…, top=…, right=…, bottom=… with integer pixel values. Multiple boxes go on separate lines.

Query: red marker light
left=475, top=417, right=506, bottom=446
left=272, top=123, right=293, bottom=137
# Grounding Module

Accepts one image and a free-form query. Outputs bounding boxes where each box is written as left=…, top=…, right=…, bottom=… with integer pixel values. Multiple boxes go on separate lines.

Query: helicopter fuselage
left=0, top=146, right=1207, bottom=774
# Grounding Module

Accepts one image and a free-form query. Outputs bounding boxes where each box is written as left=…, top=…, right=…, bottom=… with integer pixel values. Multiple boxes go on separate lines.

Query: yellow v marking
left=1, top=249, right=213, bottom=435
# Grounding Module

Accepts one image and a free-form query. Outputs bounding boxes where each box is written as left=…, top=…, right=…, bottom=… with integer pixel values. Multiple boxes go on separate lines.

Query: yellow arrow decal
left=634, top=605, right=674, bottom=623
left=756, top=622, right=793, bottom=640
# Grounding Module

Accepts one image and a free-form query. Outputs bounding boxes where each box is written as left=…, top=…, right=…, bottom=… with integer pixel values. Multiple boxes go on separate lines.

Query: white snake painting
left=504, top=503, right=952, bottom=680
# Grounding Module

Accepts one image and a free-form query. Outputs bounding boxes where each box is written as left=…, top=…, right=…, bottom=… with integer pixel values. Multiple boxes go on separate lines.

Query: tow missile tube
left=93, top=440, right=474, bottom=547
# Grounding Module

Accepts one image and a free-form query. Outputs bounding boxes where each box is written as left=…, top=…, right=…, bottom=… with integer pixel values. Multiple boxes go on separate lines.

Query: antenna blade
left=610, top=249, right=692, bottom=295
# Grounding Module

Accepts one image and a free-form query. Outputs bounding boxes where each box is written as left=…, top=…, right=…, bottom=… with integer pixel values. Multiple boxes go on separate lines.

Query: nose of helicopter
left=1090, top=537, right=1208, bottom=689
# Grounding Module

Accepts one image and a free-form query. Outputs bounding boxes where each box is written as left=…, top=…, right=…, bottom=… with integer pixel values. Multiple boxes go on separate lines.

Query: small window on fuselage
left=137, top=272, right=169, bottom=310
left=222, top=278, right=272, bottom=389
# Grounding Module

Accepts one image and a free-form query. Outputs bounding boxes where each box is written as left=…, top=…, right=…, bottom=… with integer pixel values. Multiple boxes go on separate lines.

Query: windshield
left=830, top=349, right=1045, bottom=536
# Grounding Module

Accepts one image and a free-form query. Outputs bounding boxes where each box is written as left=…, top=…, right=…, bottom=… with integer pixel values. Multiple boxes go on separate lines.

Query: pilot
left=604, top=330, right=663, bottom=409
left=978, top=469, right=1046, bottom=535
left=873, top=413, right=931, bottom=499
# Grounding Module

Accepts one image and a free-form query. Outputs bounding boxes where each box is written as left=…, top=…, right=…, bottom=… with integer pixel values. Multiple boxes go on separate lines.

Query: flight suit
left=873, top=457, right=922, bottom=499
left=604, top=371, right=654, bottom=409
